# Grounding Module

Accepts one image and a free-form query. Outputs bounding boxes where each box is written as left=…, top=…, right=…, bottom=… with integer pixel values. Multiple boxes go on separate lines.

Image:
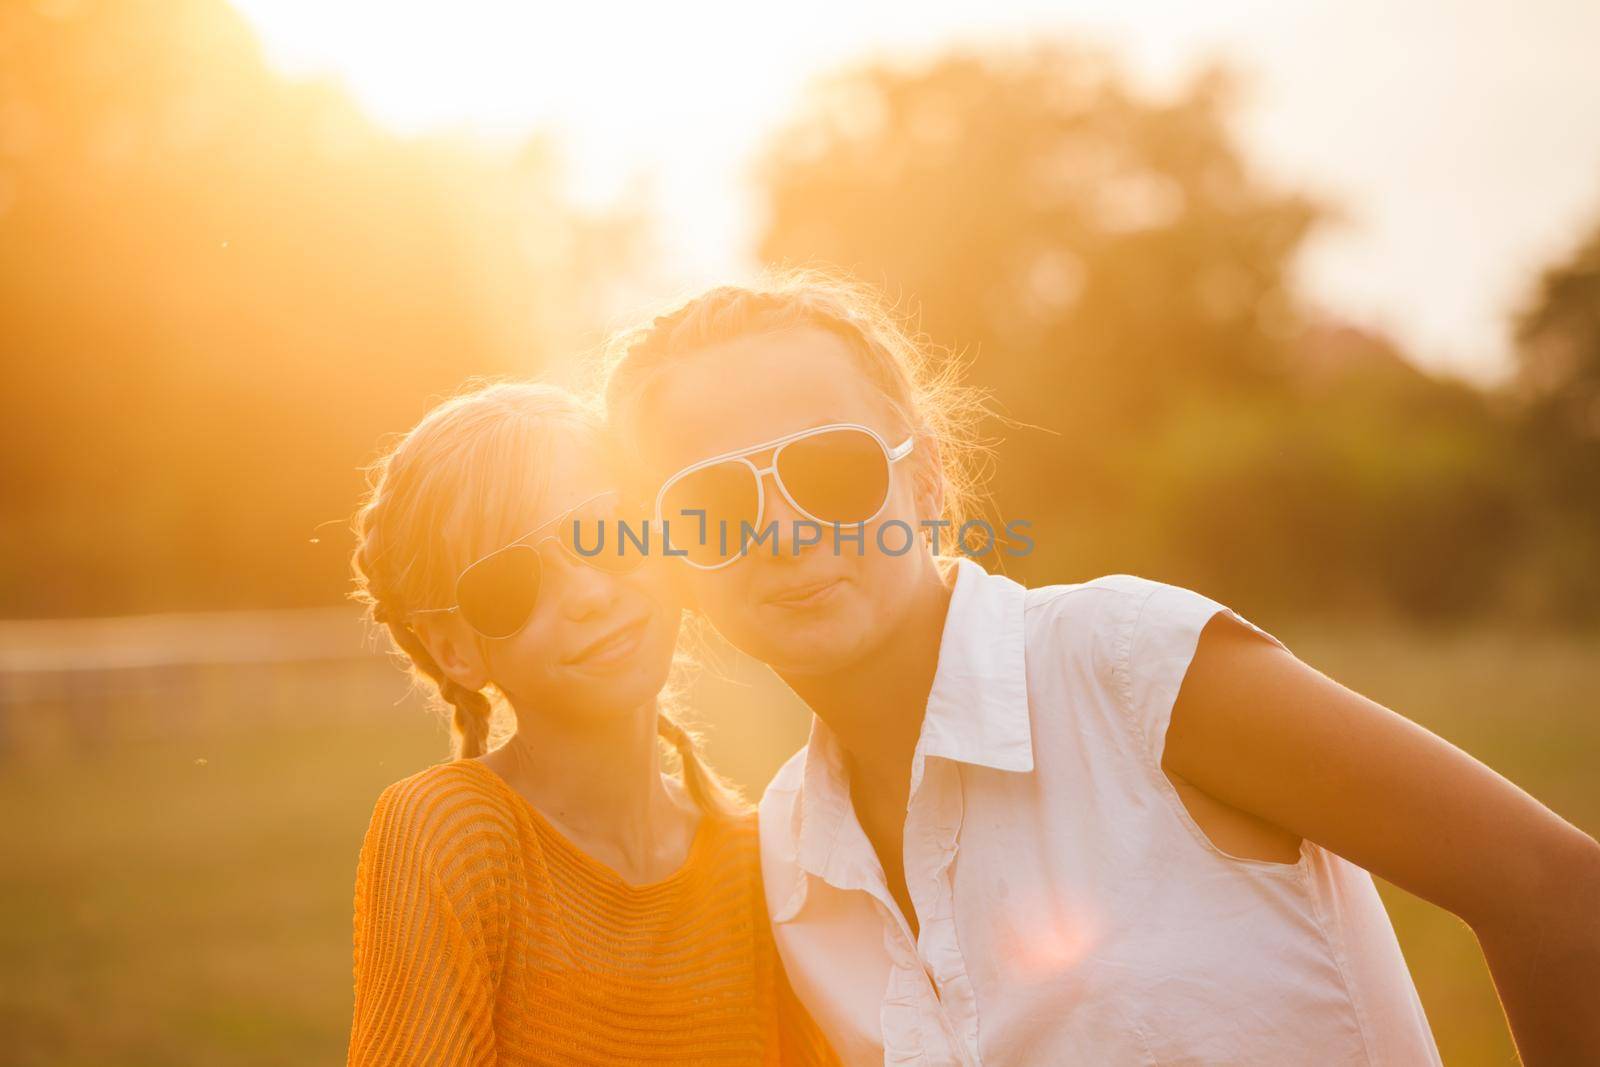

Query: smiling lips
left=566, top=615, right=649, bottom=666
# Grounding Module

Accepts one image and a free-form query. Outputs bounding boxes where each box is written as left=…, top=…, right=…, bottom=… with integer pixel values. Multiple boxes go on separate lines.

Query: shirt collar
left=918, top=555, right=1034, bottom=773
left=786, top=556, right=1034, bottom=894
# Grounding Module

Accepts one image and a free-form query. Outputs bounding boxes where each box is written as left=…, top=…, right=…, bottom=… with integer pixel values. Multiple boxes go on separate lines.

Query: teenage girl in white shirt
left=602, top=273, right=1600, bottom=1066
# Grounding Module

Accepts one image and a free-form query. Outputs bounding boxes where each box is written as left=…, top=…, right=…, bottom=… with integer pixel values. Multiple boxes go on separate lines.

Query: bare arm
left=1164, top=614, right=1600, bottom=1066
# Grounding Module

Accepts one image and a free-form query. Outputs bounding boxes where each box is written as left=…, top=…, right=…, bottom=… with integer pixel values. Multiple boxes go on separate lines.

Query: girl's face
left=629, top=326, right=942, bottom=678
left=421, top=438, right=682, bottom=725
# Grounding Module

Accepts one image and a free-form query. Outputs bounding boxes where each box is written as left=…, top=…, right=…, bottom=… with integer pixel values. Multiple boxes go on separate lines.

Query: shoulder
left=1022, top=572, right=1174, bottom=625
left=701, top=808, right=762, bottom=879
left=1043, top=574, right=1288, bottom=753
left=1021, top=572, right=1266, bottom=657
left=1016, top=572, right=1169, bottom=676
left=670, top=810, right=770, bottom=922
left=1018, top=572, right=1287, bottom=723
left=371, top=759, right=519, bottom=830
left=363, top=760, right=521, bottom=876
left=353, top=764, right=524, bottom=960
left=1081, top=573, right=1289, bottom=666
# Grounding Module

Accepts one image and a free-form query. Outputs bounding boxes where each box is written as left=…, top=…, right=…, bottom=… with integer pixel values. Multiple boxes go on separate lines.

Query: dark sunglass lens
left=661, top=461, right=759, bottom=565
left=777, top=428, right=890, bottom=525
left=455, top=545, right=541, bottom=639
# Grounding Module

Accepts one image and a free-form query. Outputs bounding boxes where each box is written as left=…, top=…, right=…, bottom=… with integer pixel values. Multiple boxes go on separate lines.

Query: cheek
left=481, top=629, right=559, bottom=699
left=628, top=567, right=684, bottom=635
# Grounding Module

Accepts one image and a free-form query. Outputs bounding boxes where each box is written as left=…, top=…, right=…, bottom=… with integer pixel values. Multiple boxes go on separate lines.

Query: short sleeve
left=347, top=778, right=500, bottom=1067
left=1109, top=576, right=1291, bottom=772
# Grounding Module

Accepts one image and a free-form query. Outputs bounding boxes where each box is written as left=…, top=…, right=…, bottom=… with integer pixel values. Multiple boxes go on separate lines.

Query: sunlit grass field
left=0, top=619, right=1594, bottom=1065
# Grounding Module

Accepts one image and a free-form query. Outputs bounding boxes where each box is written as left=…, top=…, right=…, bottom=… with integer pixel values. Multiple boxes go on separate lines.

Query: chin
left=760, top=621, right=877, bottom=678
left=567, top=669, right=665, bottom=722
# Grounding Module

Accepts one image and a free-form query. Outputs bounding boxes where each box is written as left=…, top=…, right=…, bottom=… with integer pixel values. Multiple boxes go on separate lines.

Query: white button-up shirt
left=758, top=557, right=1440, bottom=1066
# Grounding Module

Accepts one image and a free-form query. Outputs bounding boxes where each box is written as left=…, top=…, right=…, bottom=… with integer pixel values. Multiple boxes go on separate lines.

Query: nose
left=551, top=553, right=621, bottom=621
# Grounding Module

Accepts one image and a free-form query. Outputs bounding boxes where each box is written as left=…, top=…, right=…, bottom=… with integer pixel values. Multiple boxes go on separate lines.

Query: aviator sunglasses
left=653, top=422, right=915, bottom=570
left=411, top=491, right=643, bottom=640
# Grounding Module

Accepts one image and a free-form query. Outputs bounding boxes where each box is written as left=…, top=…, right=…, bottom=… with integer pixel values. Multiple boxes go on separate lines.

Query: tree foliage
left=0, top=0, right=638, bottom=615
left=1507, top=214, right=1600, bottom=620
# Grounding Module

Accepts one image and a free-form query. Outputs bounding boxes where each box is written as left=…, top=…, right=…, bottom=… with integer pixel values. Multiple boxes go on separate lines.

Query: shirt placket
left=835, top=823, right=965, bottom=1067
left=902, top=748, right=980, bottom=1066
left=800, top=721, right=979, bottom=1066
left=821, top=787, right=971, bottom=1066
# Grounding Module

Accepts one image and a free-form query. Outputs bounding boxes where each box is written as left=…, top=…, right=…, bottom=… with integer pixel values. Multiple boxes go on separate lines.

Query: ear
left=411, top=614, right=491, bottom=692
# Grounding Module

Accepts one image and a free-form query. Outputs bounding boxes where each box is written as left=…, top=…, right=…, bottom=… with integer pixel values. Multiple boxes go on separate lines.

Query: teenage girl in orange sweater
left=346, top=381, right=835, bottom=1066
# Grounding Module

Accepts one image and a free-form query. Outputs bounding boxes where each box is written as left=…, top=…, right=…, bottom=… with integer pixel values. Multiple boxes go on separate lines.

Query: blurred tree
left=1131, top=327, right=1527, bottom=621
left=0, top=0, right=640, bottom=616
left=1507, top=211, right=1600, bottom=621
left=1517, top=219, right=1600, bottom=439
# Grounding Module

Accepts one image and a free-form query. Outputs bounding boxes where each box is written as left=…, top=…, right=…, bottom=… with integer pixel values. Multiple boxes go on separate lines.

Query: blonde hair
left=602, top=268, right=993, bottom=543
left=349, top=378, right=746, bottom=817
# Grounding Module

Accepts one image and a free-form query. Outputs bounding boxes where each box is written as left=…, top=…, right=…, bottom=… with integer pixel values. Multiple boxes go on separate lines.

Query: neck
left=781, top=555, right=955, bottom=801
left=492, top=696, right=690, bottom=871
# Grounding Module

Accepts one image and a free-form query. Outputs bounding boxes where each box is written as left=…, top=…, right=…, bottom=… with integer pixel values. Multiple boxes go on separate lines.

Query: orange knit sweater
left=348, top=758, right=839, bottom=1066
